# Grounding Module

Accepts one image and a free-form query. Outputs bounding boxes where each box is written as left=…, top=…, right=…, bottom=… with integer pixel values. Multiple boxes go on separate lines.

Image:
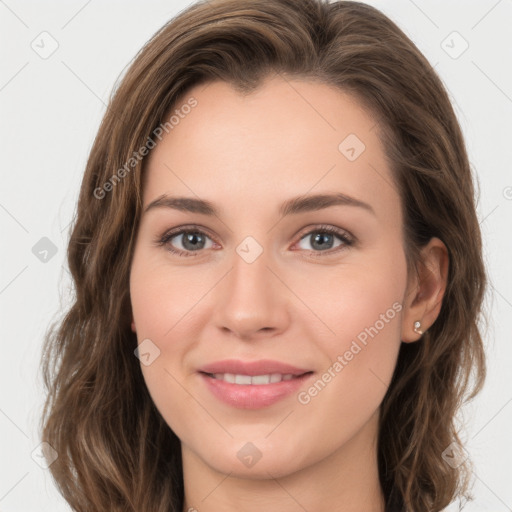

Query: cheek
left=129, top=253, right=211, bottom=437
left=293, top=244, right=406, bottom=349
left=324, top=269, right=404, bottom=361
left=130, top=279, right=190, bottom=444
left=293, top=248, right=406, bottom=418
left=130, top=250, right=209, bottom=337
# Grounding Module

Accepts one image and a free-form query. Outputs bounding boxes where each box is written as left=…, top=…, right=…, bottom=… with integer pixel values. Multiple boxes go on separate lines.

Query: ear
left=131, top=319, right=137, bottom=332
left=401, top=237, right=449, bottom=343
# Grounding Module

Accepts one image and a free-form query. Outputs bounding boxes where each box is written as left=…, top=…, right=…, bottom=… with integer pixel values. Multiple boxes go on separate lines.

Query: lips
left=198, top=359, right=311, bottom=377
left=198, top=359, right=314, bottom=409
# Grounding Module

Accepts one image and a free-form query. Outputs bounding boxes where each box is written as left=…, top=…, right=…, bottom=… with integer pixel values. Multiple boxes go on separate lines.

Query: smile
left=199, top=370, right=314, bottom=409
left=205, top=372, right=303, bottom=385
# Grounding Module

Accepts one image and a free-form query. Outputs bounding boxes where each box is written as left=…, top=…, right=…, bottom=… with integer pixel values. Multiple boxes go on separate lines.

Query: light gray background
left=1, top=0, right=511, bottom=510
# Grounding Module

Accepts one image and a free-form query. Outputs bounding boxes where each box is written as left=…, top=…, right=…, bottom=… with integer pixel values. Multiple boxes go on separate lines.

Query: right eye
left=158, top=227, right=217, bottom=257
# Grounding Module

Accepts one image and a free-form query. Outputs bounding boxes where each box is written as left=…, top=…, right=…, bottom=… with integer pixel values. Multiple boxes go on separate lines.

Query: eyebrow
left=143, top=192, right=375, bottom=217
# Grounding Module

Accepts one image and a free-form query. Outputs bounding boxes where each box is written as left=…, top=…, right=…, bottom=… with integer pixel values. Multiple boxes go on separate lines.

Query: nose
left=211, top=245, right=291, bottom=340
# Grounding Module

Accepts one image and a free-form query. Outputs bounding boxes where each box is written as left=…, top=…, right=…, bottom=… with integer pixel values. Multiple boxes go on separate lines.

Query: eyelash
left=156, top=224, right=355, bottom=258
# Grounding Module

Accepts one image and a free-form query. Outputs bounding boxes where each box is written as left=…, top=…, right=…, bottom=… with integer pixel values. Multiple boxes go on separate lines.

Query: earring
left=413, top=321, right=423, bottom=335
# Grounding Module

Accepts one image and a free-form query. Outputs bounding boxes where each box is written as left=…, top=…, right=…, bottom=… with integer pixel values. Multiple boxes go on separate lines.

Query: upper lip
left=198, top=359, right=312, bottom=376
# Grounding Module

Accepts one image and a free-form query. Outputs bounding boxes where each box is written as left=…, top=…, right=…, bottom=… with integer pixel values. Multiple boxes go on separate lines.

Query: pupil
left=184, top=232, right=204, bottom=250
left=312, top=233, right=332, bottom=250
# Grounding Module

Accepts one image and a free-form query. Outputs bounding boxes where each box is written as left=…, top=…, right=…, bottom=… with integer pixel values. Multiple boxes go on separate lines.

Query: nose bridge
left=228, top=236, right=275, bottom=307
left=212, top=234, right=289, bottom=338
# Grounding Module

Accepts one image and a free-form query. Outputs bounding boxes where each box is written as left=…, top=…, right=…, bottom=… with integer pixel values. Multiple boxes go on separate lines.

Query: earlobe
left=413, top=320, right=424, bottom=336
left=131, top=320, right=136, bottom=332
left=401, top=237, right=449, bottom=343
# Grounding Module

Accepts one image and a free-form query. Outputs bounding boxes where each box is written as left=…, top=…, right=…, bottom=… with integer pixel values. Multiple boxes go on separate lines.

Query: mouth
left=198, top=358, right=312, bottom=377
left=197, top=360, right=315, bottom=409
left=200, top=371, right=313, bottom=385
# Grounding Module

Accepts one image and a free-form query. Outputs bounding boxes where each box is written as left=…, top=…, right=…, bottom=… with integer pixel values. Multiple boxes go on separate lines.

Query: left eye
left=159, top=229, right=215, bottom=256
left=295, top=227, right=353, bottom=253
left=158, top=225, right=354, bottom=257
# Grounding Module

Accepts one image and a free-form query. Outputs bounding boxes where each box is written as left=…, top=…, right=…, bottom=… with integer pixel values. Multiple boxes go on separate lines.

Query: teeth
left=252, top=374, right=270, bottom=384
left=211, top=373, right=297, bottom=385
left=235, top=374, right=251, bottom=385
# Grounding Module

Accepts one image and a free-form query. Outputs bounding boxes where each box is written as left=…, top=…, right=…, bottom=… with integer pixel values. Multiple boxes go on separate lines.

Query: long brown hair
left=39, top=0, right=487, bottom=510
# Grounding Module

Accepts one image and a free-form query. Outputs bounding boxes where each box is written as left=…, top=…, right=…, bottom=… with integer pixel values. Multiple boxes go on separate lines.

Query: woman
left=40, top=0, right=487, bottom=510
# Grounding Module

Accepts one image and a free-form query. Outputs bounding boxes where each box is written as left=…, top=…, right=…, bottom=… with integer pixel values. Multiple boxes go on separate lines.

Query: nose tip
left=211, top=251, right=290, bottom=341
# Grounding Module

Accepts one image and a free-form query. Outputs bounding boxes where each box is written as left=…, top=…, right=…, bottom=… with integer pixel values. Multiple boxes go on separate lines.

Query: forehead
left=143, top=76, right=399, bottom=221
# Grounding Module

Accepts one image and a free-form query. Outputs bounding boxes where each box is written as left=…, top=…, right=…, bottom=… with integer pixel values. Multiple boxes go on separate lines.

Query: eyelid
left=295, top=224, right=354, bottom=244
left=156, top=224, right=219, bottom=257
left=291, top=224, right=354, bottom=256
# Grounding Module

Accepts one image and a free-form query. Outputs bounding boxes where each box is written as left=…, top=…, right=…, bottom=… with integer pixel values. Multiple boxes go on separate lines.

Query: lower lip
left=199, top=372, right=314, bottom=409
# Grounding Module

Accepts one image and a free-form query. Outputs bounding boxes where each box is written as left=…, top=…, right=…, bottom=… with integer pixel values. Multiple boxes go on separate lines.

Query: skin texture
left=129, top=75, right=448, bottom=512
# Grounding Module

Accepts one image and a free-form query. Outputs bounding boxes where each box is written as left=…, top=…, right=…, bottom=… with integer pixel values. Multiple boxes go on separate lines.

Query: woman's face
left=130, top=76, right=410, bottom=479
